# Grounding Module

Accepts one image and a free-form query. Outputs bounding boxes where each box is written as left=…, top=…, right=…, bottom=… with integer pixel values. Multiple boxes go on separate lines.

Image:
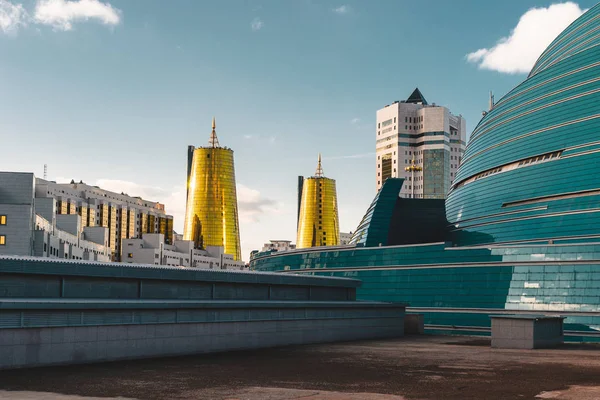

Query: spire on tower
left=208, top=117, right=220, bottom=147
left=315, top=153, right=324, bottom=177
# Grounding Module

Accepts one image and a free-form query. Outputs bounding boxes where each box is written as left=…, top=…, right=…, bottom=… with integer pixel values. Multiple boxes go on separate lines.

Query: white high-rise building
left=375, top=88, right=466, bottom=198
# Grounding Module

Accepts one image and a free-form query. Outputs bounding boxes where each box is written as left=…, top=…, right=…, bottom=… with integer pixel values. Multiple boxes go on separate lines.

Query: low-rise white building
left=0, top=172, right=110, bottom=261
left=340, top=232, right=353, bottom=245
left=260, top=240, right=296, bottom=253
left=122, top=233, right=246, bottom=270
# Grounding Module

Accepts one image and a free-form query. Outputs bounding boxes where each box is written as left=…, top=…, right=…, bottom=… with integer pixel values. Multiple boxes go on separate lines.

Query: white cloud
left=350, top=118, right=360, bottom=124
left=0, top=0, right=28, bottom=34
left=466, top=2, right=586, bottom=74
left=333, top=5, right=349, bottom=14
left=241, top=133, right=277, bottom=144
left=236, top=184, right=279, bottom=223
left=34, top=0, right=121, bottom=31
left=91, top=179, right=278, bottom=230
left=251, top=17, right=263, bottom=31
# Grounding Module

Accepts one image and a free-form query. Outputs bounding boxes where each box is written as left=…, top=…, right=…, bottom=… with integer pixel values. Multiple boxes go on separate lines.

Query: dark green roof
left=406, top=88, right=428, bottom=105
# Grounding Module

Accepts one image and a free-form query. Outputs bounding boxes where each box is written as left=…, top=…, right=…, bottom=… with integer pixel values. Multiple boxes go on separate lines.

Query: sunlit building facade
left=34, top=178, right=172, bottom=261
left=376, top=88, right=466, bottom=198
left=296, top=155, right=339, bottom=249
left=184, top=118, right=241, bottom=261
left=251, top=5, right=600, bottom=342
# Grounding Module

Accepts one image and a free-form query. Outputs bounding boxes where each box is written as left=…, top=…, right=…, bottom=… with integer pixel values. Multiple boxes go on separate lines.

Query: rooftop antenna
left=43, top=164, right=47, bottom=180
left=489, top=91, right=495, bottom=111
left=315, top=153, right=324, bottom=177
left=208, top=116, right=220, bottom=148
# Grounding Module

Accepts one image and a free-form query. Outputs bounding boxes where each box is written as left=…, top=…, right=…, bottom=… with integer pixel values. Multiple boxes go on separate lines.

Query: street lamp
left=404, top=158, right=422, bottom=198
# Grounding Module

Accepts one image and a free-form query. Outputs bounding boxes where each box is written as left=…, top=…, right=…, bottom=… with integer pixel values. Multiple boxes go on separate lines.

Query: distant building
left=296, top=154, right=340, bottom=249
left=184, top=118, right=241, bottom=261
left=376, top=88, right=466, bottom=198
left=0, top=172, right=110, bottom=261
left=340, top=232, right=353, bottom=245
left=261, top=240, right=296, bottom=253
left=35, top=177, right=173, bottom=261
left=122, top=233, right=246, bottom=270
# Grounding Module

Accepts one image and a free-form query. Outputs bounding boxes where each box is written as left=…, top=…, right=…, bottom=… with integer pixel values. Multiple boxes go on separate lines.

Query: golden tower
left=296, top=154, right=340, bottom=248
left=183, top=118, right=241, bottom=260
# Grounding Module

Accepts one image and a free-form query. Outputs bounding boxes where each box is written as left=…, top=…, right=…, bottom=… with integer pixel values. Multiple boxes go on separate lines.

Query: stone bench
left=490, top=315, right=565, bottom=349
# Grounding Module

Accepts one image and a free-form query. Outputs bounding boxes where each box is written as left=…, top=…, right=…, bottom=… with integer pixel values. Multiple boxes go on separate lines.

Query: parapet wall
left=0, top=257, right=405, bottom=369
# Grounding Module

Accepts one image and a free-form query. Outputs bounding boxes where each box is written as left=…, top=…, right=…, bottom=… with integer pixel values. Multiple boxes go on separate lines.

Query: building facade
left=251, top=4, right=600, bottom=342
left=296, top=155, right=340, bottom=249
left=339, top=232, right=353, bottom=245
left=0, top=172, right=110, bottom=261
left=184, top=118, right=241, bottom=261
left=122, top=233, right=246, bottom=270
left=376, top=88, right=466, bottom=198
left=261, top=240, right=296, bottom=253
left=35, top=178, right=173, bottom=261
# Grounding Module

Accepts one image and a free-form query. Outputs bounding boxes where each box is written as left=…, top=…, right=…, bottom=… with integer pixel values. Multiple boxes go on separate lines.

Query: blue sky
left=0, top=0, right=596, bottom=260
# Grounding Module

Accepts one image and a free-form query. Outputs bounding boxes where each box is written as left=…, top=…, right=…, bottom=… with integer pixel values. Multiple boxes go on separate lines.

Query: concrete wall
left=0, top=204, right=34, bottom=256
left=56, top=214, right=81, bottom=236
left=0, top=307, right=404, bottom=369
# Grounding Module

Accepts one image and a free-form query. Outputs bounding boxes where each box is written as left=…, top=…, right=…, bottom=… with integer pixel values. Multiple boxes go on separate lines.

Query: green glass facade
left=251, top=6, right=600, bottom=341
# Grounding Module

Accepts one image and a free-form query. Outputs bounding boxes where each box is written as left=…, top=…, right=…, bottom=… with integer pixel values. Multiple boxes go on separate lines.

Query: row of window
left=456, top=150, right=563, bottom=188
left=406, top=116, right=423, bottom=123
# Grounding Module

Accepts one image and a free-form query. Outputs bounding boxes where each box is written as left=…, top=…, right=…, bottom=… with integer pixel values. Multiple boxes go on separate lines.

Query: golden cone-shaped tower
left=183, top=118, right=241, bottom=260
left=296, top=154, right=339, bottom=248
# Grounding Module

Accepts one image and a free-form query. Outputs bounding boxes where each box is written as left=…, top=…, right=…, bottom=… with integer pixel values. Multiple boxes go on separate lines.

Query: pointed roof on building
left=315, top=153, right=324, bottom=177
left=406, top=88, right=428, bottom=105
left=208, top=117, right=220, bottom=147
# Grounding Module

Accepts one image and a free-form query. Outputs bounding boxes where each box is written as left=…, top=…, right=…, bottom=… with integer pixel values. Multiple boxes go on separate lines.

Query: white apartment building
left=35, top=178, right=173, bottom=260
left=122, top=233, right=246, bottom=270
left=339, top=232, right=353, bottom=245
left=260, top=240, right=296, bottom=253
left=0, top=172, right=110, bottom=261
left=376, top=88, right=466, bottom=198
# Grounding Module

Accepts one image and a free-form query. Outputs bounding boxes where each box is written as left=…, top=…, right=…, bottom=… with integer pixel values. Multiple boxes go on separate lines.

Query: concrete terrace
left=1, top=335, right=600, bottom=400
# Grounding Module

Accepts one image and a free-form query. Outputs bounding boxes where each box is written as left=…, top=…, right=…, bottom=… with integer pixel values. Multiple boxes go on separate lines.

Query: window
left=0, top=215, right=6, bottom=225
left=128, top=253, right=133, bottom=258
left=0, top=235, right=5, bottom=245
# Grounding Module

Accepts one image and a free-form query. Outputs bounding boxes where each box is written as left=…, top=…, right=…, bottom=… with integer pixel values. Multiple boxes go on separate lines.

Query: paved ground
left=1, top=336, right=600, bottom=400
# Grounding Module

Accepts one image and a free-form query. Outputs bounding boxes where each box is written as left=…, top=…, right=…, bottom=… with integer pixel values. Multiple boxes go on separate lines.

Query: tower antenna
left=315, top=153, right=324, bottom=177
left=208, top=117, right=220, bottom=147
left=43, top=164, right=47, bottom=180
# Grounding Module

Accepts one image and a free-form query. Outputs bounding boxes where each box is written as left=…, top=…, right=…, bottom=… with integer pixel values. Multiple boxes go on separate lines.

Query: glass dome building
left=447, top=3, right=600, bottom=247
left=251, top=5, right=600, bottom=341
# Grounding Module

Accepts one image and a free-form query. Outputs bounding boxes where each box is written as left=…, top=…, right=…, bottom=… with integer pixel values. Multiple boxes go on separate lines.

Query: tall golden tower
left=183, top=118, right=241, bottom=260
left=296, top=154, right=340, bottom=249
